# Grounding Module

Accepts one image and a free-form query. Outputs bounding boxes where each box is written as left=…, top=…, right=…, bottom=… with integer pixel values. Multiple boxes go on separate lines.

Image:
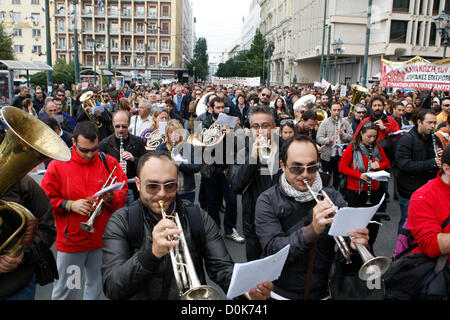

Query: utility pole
left=325, top=24, right=331, bottom=81
left=45, top=0, right=53, bottom=95
left=319, top=0, right=328, bottom=81
left=362, top=0, right=373, bottom=87
left=107, top=19, right=111, bottom=82
left=73, top=0, right=80, bottom=84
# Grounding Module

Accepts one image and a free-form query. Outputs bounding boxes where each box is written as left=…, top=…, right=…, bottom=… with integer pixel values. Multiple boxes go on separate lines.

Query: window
left=161, top=56, right=169, bottom=66
left=149, top=55, right=156, bottom=66
left=83, top=20, right=92, bottom=32
left=430, top=21, right=436, bottom=45
left=111, top=38, right=119, bottom=49
left=148, top=39, right=156, bottom=51
left=32, top=28, right=41, bottom=38
left=110, top=6, right=118, bottom=16
left=416, top=21, right=423, bottom=44
left=123, top=22, right=131, bottom=32
left=123, top=6, right=131, bottom=16
left=57, top=20, right=65, bottom=32
left=97, top=22, right=105, bottom=32
left=112, top=56, right=118, bottom=65
left=12, top=0, right=20, bottom=4
left=136, top=40, right=144, bottom=50
left=56, top=4, right=65, bottom=14
left=161, top=22, right=169, bottom=34
left=31, top=0, right=39, bottom=4
left=32, top=45, right=41, bottom=54
left=57, top=37, right=65, bottom=48
left=432, top=0, right=440, bottom=14
left=123, top=39, right=131, bottom=50
left=12, top=28, right=22, bottom=36
left=445, top=0, right=450, bottom=13
left=161, top=39, right=169, bottom=51
left=58, top=54, right=66, bottom=61
left=10, top=12, right=21, bottom=22
left=136, top=6, right=144, bottom=17
left=111, top=23, right=119, bottom=33
left=148, top=6, right=157, bottom=18
left=136, top=23, right=144, bottom=33
left=392, top=0, right=409, bottom=12
left=31, top=13, right=40, bottom=25
left=161, top=5, right=170, bottom=17
left=13, top=45, right=23, bottom=53
left=123, top=55, right=131, bottom=65
left=390, top=20, right=408, bottom=43
left=148, top=22, right=157, bottom=34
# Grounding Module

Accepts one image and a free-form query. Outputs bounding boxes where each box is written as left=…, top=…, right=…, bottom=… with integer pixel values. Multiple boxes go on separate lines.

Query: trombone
left=158, top=200, right=222, bottom=300
left=303, top=179, right=391, bottom=280
left=80, top=166, right=117, bottom=233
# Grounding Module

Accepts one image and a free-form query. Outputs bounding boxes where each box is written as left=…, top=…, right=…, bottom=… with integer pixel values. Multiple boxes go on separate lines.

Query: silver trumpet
left=303, top=179, right=391, bottom=280
left=258, top=135, right=272, bottom=161
left=158, top=200, right=222, bottom=300
left=80, top=166, right=117, bottom=233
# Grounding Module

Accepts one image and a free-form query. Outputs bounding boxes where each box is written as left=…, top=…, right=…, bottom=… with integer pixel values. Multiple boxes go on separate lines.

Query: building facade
left=261, top=0, right=450, bottom=86
left=52, top=0, right=191, bottom=82
left=241, top=0, right=261, bottom=51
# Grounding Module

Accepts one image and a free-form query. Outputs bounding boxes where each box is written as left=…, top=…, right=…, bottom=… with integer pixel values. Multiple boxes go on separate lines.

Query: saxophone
left=119, top=133, right=127, bottom=174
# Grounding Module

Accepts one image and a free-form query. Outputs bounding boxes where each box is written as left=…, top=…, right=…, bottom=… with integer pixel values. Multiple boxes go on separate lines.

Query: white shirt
left=129, top=115, right=151, bottom=137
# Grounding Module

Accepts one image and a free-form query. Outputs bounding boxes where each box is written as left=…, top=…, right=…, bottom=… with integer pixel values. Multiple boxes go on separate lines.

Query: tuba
left=159, top=200, right=222, bottom=300
left=144, top=129, right=166, bottom=151
left=80, top=91, right=103, bottom=128
left=293, top=94, right=316, bottom=112
left=315, top=108, right=328, bottom=125
left=0, top=107, right=71, bottom=257
left=348, top=85, right=369, bottom=119
left=187, top=122, right=225, bottom=148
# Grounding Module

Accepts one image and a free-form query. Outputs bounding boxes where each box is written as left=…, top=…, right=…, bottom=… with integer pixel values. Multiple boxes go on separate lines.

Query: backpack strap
left=434, top=216, right=450, bottom=274
left=98, top=151, right=110, bottom=174
left=182, top=200, right=206, bottom=255
left=127, top=201, right=144, bottom=251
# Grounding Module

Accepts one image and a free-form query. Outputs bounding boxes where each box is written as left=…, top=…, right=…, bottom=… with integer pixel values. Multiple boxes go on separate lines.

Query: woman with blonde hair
left=127, top=90, right=140, bottom=114
left=140, top=107, right=170, bottom=150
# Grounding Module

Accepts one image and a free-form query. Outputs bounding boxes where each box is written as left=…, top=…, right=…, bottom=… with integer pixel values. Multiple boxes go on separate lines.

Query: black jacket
left=395, top=126, right=441, bottom=199
left=232, top=141, right=282, bottom=239
left=255, top=182, right=347, bottom=299
left=101, top=197, right=234, bottom=300
left=0, top=176, right=55, bottom=298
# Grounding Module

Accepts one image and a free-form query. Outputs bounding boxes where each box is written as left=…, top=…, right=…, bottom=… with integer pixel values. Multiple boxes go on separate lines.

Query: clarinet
left=431, top=130, right=441, bottom=168
left=366, top=145, right=373, bottom=202
left=119, top=133, right=127, bottom=174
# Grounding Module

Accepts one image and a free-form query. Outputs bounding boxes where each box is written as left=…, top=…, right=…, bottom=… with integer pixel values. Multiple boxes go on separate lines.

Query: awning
left=80, top=69, right=114, bottom=76
left=0, top=60, right=53, bottom=71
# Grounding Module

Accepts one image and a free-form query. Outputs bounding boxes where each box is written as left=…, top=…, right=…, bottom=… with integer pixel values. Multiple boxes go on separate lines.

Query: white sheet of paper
left=93, top=181, right=125, bottom=197
left=215, top=113, right=238, bottom=129
left=172, top=153, right=188, bottom=164
left=332, top=143, right=348, bottom=149
left=388, top=129, right=410, bottom=136
left=158, top=121, right=168, bottom=135
left=365, top=170, right=391, bottom=181
left=401, top=125, right=414, bottom=131
left=328, top=194, right=385, bottom=237
left=226, top=244, right=290, bottom=299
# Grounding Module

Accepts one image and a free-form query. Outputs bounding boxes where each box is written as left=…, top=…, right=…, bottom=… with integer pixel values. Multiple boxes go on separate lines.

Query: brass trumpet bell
left=0, top=106, right=71, bottom=257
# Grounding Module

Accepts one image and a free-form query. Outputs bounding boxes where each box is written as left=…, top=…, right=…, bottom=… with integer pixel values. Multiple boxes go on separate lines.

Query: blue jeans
left=204, top=169, right=237, bottom=235
left=5, top=274, right=37, bottom=300
left=397, top=195, right=410, bottom=235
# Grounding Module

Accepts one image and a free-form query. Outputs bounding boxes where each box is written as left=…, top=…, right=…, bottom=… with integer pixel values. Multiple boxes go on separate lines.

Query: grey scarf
left=280, top=172, right=322, bottom=203
left=352, top=143, right=382, bottom=192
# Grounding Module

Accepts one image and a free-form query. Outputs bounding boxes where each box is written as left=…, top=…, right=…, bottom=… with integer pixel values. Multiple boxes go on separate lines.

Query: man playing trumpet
left=41, top=121, right=128, bottom=300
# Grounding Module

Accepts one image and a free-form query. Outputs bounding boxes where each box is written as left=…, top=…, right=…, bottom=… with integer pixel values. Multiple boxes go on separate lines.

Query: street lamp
left=433, top=11, right=450, bottom=59
left=86, top=38, right=103, bottom=87
left=331, top=38, right=344, bottom=84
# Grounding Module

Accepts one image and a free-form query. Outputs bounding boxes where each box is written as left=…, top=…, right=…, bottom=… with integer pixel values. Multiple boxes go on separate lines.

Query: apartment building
left=52, top=0, right=192, bottom=81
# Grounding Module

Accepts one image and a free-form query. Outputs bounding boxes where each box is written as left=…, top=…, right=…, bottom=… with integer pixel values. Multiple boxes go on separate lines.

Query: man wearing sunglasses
left=232, top=105, right=282, bottom=261
left=255, top=134, right=370, bottom=300
left=348, top=104, right=367, bottom=133
left=41, top=121, right=128, bottom=300
left=437, top=97, right=450, bottom=127
left=102, top=150, right=273, bottom=300
left=99, top=110, right=146, bottom=205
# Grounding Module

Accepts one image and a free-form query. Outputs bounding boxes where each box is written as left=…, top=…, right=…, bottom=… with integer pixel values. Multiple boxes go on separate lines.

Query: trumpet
left=303, top=179, right=391, bottom=280
left=158, top=200, right=222, bottom=300
left=80, top=166, right=117, bottom=233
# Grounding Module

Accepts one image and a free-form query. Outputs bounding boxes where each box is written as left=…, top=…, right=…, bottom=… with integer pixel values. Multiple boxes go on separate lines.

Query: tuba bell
left=0, top=107, right=71, bottom=257
left=80, top=91, right=103, bottom=128
left=348, top=85, right=369, bottom=119
left=315, top=108, right=328, bottom=124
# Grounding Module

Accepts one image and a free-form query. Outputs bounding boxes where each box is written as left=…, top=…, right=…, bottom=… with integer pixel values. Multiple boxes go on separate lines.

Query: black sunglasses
left=261, top=93, right=270, bottom=97
left=286, top=163, right=320, bottom=175
left=114, top=124, right=128, bottom=129
left=356, top=111, right=367, bottom=114
left=76, top=144, right=98, bottom=153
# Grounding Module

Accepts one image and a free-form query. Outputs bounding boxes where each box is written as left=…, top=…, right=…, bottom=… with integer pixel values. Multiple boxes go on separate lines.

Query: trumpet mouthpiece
left=158, top=200, right=164, bottom=208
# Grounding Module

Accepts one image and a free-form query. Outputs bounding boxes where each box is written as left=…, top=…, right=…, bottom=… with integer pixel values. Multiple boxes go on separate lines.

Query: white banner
left=211, top=76, right=260, bottom=87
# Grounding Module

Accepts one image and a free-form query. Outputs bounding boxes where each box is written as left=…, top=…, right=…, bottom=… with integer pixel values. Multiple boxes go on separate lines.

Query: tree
left=187, top=37, right=209, bottom=81
left=31, top=59, right=75, bottom=89
left=0, top=23, right=15, bottom=60
left=215, top=29, right=274, bottom=81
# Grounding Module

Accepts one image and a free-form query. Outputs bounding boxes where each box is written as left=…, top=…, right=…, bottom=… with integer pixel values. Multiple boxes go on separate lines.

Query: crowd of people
left=0, top=79, right=449, bottom=301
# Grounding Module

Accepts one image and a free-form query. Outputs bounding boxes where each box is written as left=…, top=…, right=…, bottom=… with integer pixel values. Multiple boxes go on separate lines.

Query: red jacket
left=41, top=148, right=128, bottom=253
left=338, top=144, right=391, bottom=191
left=408, top=172, right=450, bottom=260
left=354, top=115, right=400, bottom=142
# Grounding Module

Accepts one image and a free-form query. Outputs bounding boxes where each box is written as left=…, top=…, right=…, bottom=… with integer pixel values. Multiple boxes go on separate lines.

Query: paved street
left=32, top=170, right=401, bottom=300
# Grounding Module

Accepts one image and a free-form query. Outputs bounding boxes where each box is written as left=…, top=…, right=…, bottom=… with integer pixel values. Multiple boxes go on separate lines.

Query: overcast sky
left=191, top=0, right=252, bottom=60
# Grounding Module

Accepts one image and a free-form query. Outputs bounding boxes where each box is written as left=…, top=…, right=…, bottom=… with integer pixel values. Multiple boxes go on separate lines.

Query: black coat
left=395, top=126, right=441, bottom=199
left=255, top=182, right=347, bottom=299
left=101, top=197, right=234, bottom=300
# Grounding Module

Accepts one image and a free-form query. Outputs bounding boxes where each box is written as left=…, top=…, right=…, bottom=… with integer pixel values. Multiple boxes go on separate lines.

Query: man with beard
left=395, top=109, right=442, bottom=235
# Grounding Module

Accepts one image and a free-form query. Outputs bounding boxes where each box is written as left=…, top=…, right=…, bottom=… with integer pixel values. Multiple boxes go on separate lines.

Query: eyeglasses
left=250, top=123, right=272, bottom=130
left=114, top=124, right=128, bottom=129
left=261, top=93, right=270, bottom=97
left=443, top=104, right=450, bottom=107
left=76, top=144, right=98, bottom=153
left=356, top=111, right=367, bottom=114
left=144, top=182, right=178, bottom=194
left=286, top=163, right=320, bottom=175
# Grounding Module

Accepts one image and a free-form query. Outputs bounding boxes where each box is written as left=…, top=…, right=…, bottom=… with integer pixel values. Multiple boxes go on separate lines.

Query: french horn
left=145, top=129, right=166, bottom=151
left=0, top=107, right=71, bottom=257
left=187, top=122, right=225, bottom=148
